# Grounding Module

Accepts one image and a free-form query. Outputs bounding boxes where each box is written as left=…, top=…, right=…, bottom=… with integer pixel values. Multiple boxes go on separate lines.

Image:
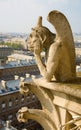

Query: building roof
left=0, top=59, right=36, bottom=70
left=0, top=74, right=40, bottom=96
left=0, top=53, right=36, bottom=69
left=8, top=53, right=33, bottom=60
left=0, top=79, right=20, bottom=95
left=1, top=127, right=17, bottom=130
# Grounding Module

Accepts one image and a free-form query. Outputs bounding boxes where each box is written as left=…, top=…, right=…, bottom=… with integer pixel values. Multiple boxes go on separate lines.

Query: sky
left=0, top=0, right=81, bottom=33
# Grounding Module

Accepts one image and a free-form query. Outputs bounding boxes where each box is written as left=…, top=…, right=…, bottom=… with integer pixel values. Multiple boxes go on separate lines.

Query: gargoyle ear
left=38, top=35, right=46, bottom=44
left=42, top=35, right=46, bottom=44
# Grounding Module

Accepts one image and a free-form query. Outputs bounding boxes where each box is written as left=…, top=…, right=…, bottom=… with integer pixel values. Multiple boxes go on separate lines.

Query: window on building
left=2, top=101, right=6, bottom=110
left=16, top=112, right=18, bottom=118
left=15, top=124, right=18, bottom=129
left=20, top=123, right=25, bottom=129
left=8, top=114, right=12, bottom=120
left=2, top=115, right=6, bottom=121
left=21, top=95, right=24, bottom=103
left=26, top=94, right=30, bottom=102
left=32, top=94, right=36, bottom=100
left=9, top=99, right=12, bottom=108
left=15, top=97, right=18, bottom=106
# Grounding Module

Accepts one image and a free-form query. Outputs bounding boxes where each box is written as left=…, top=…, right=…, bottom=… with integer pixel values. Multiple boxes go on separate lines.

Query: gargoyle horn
left=36, top=16, right=42, bottom=27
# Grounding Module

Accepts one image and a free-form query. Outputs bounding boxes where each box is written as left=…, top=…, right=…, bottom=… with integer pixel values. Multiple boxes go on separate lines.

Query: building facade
left=0, top=46, right=13, bottom=66
left=0, top=64, right=39, bottom=81
left=0, top=51, right=43, bottom=129
left=0, top=77, right=42, bottom=130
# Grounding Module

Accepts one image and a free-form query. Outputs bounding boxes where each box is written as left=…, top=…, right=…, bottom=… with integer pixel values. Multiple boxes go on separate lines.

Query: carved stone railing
left=17, top=76, right=81, bottom=130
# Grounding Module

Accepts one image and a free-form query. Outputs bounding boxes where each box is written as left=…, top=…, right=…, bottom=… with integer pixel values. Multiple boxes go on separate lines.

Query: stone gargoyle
left=17, top=10, right=81, bottom=130
left=27, top=10, right=76, bottom=82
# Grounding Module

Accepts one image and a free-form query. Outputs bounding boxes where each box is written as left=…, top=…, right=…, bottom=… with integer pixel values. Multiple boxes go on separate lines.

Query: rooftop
left=0, top=74, right=40, bottom=96
left=0, top=58, right=36, bottom=70
left=8, top=53, right=33, bottom=60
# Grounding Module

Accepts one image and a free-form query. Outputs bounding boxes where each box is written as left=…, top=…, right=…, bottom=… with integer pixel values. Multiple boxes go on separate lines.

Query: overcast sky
left=0, top=0, right=81, bottom=33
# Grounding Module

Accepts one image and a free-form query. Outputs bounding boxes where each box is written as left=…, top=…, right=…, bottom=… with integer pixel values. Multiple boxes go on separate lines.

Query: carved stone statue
left=17, top=10, right=81, bottom=130
left=27, top=10, right=76, bottom=82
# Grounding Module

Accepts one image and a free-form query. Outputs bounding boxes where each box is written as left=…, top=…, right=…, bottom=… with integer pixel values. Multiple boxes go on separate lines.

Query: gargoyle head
left=19, top=82, right=29, bottom=95
left=27, top=16, right=55, bottom=52
left=17, top=107, right=28, bottom=122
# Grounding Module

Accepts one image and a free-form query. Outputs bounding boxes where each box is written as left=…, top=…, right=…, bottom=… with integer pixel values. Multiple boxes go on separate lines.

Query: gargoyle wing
left=47, top=10, right=76, bottom=77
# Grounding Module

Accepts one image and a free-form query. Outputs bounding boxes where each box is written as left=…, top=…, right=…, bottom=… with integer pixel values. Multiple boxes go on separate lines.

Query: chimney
left=6, top=120, right=11, bottom=128
left=31, top=75, right=36, bottom=79
left=14, top=75, right=19, bottom=80
left=25, top=73, right=30, bottom=78
left=1, top=80, right=7, bottom=89
left=18, top=60, right=20, bottom=64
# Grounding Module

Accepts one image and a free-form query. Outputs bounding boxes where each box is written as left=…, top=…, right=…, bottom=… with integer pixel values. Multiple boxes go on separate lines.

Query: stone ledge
left=33, top=77, right=81, bottom=99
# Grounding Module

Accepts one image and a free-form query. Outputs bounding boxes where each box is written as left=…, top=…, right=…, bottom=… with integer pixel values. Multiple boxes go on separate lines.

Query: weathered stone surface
left=27, top=10, right=76, bottom=82
left=18, top=79, right=81, bottom=130
left=18, top=10, right=81, bottom=130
